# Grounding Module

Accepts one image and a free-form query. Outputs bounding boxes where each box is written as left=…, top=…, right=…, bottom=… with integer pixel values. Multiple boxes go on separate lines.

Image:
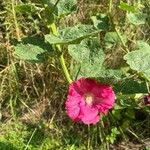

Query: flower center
left=85, top=93, right=94, bottom=105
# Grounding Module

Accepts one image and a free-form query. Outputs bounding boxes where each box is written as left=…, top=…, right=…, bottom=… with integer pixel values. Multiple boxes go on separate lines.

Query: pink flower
left=65, top=77, right=115, bottom=125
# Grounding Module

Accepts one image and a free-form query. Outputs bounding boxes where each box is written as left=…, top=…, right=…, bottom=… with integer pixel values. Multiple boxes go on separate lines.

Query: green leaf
left=112, top=109, right=122, bottom=120
left=104, top=32, right=127, bottom=44
left=69, top=39, right=123, bottom=79
left=134, top=41, right=150, bottom=80
left=45, top=24, right=99, bottom=45
left=114, top=78, right=148, bottom=94
left=124, top=50, right=150, bottom=71
left=136, top=40, right=150, bottom=50
left=68, top=39, right=105, bottom=77
left=124, top=41, right=150, bottom=73
left=124, top=41, right=150, bottom=81
left=55, top=0, right=77, bottom=16
left=143, top=70, right=150, bottom=81
left=69, top=39, right=125, bottom=79
left=117, top=98, right=137, bottom=108
left=14, top=36, right=52, bottom=63
left=104, top=32, right=127, bottom=48
left=121, top=120, right=130, bottom=131
left=125, top=109, right=135, bottom=119
left=15, top=4, right=37, bottom=14
left=119, top=2, right=137, bottom=12
left=41, top=0, right=77, bottom=17
left=106, top=127, right=120, bottom=144
left=68, top=40, right=90, bottom=62
left=127, top=12, right=147, bottom=25
left=98, top=68, right=123, bottom=80
left=91, top=14, right=109, bottom=31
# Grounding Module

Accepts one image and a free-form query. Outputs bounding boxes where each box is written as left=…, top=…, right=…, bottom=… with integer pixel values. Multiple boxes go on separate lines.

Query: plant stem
left=49, top=23, right=58, bottom=36
left=101, top=117, right=107, bottom=150
left=11, top=0, right=20, bottom=41
left=108, top=0, right=112, bottom=13
left=99, top=121, right=104, bottom=144
left=49, top=23, right=72, bottom=84
left=87, top=125, right=91, bottom=150
left=146, top=80, right=150, bottom=93
left=59, top=54, right=72, bottom=83
left=25, top=127, right=37, bottom=150
left=115, top=28, right=129, bottom=53
left=54, top=0, right=61, bottom=8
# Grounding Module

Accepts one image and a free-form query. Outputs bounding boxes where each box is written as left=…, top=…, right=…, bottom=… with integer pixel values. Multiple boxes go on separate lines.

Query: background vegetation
left=0, top=0, right=150, bottom=149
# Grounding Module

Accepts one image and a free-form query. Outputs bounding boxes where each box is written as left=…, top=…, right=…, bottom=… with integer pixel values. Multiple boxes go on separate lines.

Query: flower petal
left=80, top=78, right=97, bottom=93
left=92, top=84, right=115, bottom=112
left=68, top=78, right=84, bottom=97
left=79, top=105, right=99, bottom=124
left=65, top=95, right=81, bottom=108
left=66, top=106, right=80, bottom=121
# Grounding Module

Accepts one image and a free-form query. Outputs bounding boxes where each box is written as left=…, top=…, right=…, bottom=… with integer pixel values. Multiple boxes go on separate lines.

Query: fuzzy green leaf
left=124, top=41, right=150, bottom=80
left=104, top=32, right=127, bottom=48
left=143, top=70, right=150, bottom=81
left=127, top=12, right=147, bottom=25
left=69, top=39, right=123, bottom=79
left=136, top=41, right=150, bottom=50
left=91, top=14, right=109, bottom=31
left=104, top=32, right=127, bottom=44
left=42, top=0, right=77, bottom=17
left=68, top=39, right=105, bottom=77
left=97, top=68, right=123, bottom=80
left=45, top=24, right=99, bottom=45
left=124, top=50, right=150, bottom=71
left=14, top=36, right=52, bottom=63
left=55, top=0, right=77, bottom=16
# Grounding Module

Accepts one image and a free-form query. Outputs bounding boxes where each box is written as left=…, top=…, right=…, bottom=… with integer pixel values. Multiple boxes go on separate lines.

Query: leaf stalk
left=49, top=23, right=72, bottom=84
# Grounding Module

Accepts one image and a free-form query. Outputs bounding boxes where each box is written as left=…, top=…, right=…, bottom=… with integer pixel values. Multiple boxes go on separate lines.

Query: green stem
left=99, top=122, right=104, bottom=144
left=115, top=28, right=129, bottom=53
left=54, top=0, right=61, bottom=7
left=49, top=23, right=58, bottom=36
left=11, top=0, right=20, bottom=41
left=49, top=23, right=72, bottom=84
left=108, top=0, right=112, bottom=13
left=25, top=127, right=37, bottom=150
left=87, top=125, right=90, bottom=150
left=59, top=54, right=72, bottom=84
left=146, top=80, right=150, bottom=93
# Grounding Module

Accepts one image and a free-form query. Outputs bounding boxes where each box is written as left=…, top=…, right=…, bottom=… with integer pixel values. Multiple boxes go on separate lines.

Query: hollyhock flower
left=144, top=93, right=150, bottom=105
left=65, top=77, right=115, bottom=125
